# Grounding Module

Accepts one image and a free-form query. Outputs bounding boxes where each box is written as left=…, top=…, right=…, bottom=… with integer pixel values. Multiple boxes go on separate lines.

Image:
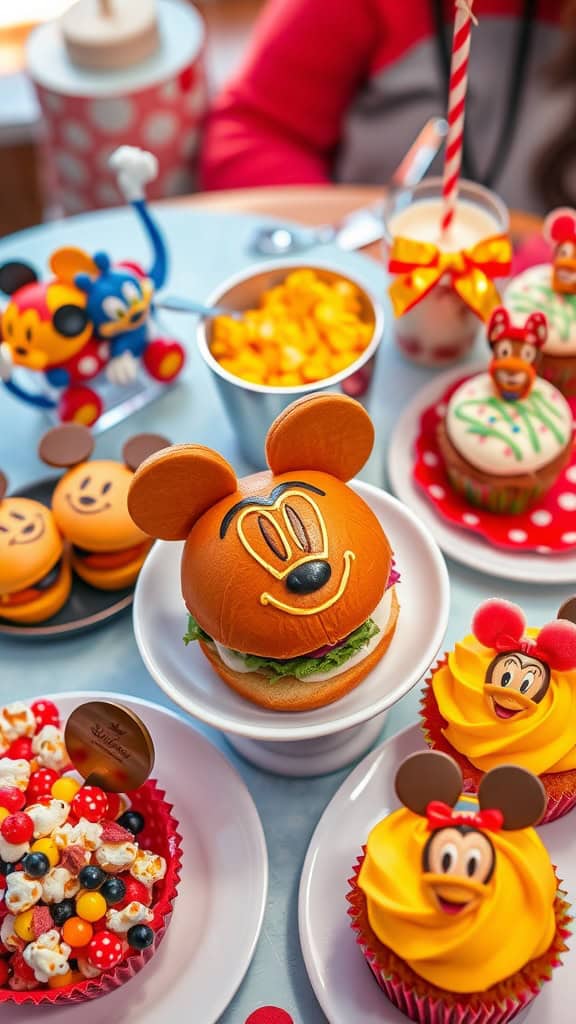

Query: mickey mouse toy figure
left=73, top=147, right=185, bottom=387
left=487, top=306, right=548, bottom=402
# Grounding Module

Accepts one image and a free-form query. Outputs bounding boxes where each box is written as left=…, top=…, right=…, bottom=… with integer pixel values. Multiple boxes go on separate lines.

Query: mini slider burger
left=0, top=471, right=71, bottom=623
left=128, top=394, right=400, bottom=711
left=39, top=426, right=169, bottom=591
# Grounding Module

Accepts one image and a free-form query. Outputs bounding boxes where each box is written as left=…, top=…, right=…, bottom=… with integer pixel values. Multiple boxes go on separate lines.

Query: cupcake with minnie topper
left=421, top=597, right=576, bottom=822
left=0, top=696, right=181, bottom=1004
left=348, top=750, right=571, bottom=1024
left=437, top=304, right=573, bottom=513
left=505, top=207, right=576, bottom=396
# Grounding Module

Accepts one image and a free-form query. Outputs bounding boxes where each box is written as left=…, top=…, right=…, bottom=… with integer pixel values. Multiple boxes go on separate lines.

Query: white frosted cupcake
left=437, top=371, right=573, bottom=513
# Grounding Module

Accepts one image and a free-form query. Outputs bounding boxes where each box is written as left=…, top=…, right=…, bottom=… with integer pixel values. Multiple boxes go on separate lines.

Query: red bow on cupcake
left=426, top=801, right=504, bottom=832
left=472, top=599, right=576, bottom=671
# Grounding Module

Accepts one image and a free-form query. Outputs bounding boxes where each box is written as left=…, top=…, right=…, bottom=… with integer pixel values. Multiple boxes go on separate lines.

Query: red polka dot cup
left=0, top=779, right=182, bottom=1006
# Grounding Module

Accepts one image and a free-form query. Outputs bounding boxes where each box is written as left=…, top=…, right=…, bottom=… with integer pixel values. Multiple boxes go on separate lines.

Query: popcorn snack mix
left=437, top=305, right=573, bottom=514
left=129, top=394, right=400, bottom=711
left=0, top=698, right=181, bottom=1004
left=422, top=598, right=576, bottom=822
left=39, top=424, right=169, bottom=591
left=209, top=269, right=374, bottom=387
left=0, top=473, right=71, bottom=624
left=505, top=208, right=576, bottom=397
left=348, top=750, right=570, bottom=1024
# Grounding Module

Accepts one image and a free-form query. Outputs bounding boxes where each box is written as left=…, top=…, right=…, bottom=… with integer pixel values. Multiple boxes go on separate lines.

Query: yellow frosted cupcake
left=348, top=751, right=570, bottom=1024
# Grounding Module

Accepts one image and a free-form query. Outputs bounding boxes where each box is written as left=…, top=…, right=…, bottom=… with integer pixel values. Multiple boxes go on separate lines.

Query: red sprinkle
left=100, top=822, right=134, bottom=843
left=32, top=905, right=53, bottom=939
left=60, top=845, right=87, bottom=876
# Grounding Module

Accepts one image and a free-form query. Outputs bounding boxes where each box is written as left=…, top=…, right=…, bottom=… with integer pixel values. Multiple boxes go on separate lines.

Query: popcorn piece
left=41, top=867, right=80, bottom=904
left=27, top=799, right=69, bottom=838
left=130, top=849, right=167, bottom=887
left=96, top=839, right=138, bottom=873
left=31, top=725, right=69, bottom=773
left=5, top=872, right=43, bottom=914
left=0, top=757, right=31, bottom=791
left=0, top=836, right=30, bottom=863
left=0, top=914, right=24, bottom=951
left=0, top=702, right=36, bottom=741
left=23, top=929, right=71, bottom=983
left=106, top=901, right=153, bottom=934
left=53, top=818, right=102, bottom=852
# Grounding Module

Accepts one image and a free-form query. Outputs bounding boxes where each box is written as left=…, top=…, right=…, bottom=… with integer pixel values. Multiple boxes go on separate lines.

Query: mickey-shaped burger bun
left=40, top=425, right=169, bottom=591
left=128, top=393, right=400, bottom=711
left=0, top=472, right=71, bottom=624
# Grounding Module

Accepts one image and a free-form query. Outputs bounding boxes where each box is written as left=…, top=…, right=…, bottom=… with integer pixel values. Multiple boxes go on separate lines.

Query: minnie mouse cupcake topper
left=543, top=207, right=576, bottom=296
left=487, top=307, right=548, bottom=401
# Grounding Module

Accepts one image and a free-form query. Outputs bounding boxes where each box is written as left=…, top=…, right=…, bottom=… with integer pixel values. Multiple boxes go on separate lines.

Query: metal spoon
left=249, top=116, right=448, bottom=257
left=154, top=296, right=241, bottom=319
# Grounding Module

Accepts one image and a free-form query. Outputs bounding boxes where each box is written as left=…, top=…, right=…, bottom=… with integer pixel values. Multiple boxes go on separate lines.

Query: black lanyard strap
left=431, top=0, right=537, bottom=188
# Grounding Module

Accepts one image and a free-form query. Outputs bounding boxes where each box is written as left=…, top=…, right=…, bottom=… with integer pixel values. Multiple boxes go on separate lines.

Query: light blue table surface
left=0, top=206, right=573, bottom=1024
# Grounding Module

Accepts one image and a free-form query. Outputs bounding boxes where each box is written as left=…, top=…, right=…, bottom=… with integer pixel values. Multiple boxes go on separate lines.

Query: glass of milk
left=385, top=178, right=509, bottom=367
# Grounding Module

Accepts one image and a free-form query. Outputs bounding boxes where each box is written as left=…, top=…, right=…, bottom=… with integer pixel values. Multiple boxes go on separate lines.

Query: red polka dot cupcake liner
left=0, top=779, right=182, bottom=1006
left=413, top=375, right=576, bottom=551
left=420, top=666, right=576, bottom=824
left=348, top=850, right=571, bottom=1024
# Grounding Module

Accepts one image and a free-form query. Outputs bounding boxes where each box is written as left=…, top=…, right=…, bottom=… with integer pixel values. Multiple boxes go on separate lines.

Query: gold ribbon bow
left=388, top=233, right=512, bottom=320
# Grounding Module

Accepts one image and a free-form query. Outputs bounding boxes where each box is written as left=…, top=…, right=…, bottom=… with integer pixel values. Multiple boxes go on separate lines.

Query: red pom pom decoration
left=472, top=599, right=526, bottom=649
left=547, top=210, right=576, bottom=245
left=30, top=700, right=60, bottom=732
left=536, top=620, right=576, bottom=671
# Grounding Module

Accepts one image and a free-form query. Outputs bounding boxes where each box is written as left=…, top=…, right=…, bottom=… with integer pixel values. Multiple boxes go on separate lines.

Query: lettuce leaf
left=183, top=615, right=212, bottom=645
left=183, top=613, right=380, bottom=681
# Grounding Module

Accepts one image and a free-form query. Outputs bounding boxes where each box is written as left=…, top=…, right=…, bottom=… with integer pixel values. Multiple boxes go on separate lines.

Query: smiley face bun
left=40, top=426, right=169, bottom=591
left=0, top=474, right=71, bottom=623
left=129, top=394, right=400, bottom=711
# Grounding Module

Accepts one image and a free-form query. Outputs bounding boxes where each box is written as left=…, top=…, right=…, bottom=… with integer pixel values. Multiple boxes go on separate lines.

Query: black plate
left=0, top=477, right=134, bottom=640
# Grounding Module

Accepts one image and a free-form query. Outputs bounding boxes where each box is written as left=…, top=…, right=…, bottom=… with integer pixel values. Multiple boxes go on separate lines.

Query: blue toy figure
left=74, top=146, right=184, bottom=386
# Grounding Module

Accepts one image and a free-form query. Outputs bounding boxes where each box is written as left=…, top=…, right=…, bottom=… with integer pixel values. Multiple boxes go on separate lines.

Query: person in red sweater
left=200, top=0, right=576, bottom=215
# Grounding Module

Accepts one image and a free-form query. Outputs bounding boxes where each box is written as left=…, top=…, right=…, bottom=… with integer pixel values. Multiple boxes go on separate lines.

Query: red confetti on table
left=245, top=1008, right=294, bottom=1024
left=413, top=375, right=576, bottom=552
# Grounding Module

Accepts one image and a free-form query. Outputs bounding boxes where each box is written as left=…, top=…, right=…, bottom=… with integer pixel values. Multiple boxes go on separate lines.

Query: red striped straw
left=441, top=0, right=478, bottom=239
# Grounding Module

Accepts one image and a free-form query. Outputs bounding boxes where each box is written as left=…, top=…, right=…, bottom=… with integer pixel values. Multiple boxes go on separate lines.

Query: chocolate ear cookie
left=0, top=471, right=7, bottom=501
left=39, top=425, right=95, bottom=468
left=123, top=434, right=171, bottom=472
left=558, top=596, right=576, bottom=624
left=479, top=764, right=546, bottom=830
left=394, top=750, right=462, bottom=816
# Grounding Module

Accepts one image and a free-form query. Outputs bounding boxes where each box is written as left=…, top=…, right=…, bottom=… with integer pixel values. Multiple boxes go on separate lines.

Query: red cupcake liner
left=348, top=851, right=571, bottom=1024
left=413, top=374, right=576, bottom=551
left=0, top=778, right=182, bottom=1006
left=420, top=663, right=576, bottom=824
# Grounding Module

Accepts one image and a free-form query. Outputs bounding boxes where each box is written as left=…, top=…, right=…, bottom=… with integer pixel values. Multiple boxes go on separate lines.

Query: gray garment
left=335, top=18, right=573, bottom=214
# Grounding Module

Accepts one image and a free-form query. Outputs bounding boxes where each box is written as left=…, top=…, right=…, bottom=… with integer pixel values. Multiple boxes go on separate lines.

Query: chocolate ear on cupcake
left=394, top=750, right=463, bottom=815
left=478, top=765, right=546, bottom=829
left=38, top=424, right=95, bottom=468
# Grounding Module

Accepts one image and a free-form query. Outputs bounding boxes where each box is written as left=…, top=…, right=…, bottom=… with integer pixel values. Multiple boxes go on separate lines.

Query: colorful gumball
left=87, top=930, right=123, bottom=970
left=117, top=810, right=145, bottom=835
left=115, top=875, right=151, bottom=909
left=127, top=924, right=154, bottom=950
left=6, top=737, right=33, bottom=761
left=30, top=699, right=60, bottom=731
left=76, top=891, right=107, bottom=923
left=71, top=786, right=108, bottom=823
left=0, top=788, right=25, bottom=812
left=100, top=876, right=126, bottom=905
left=62, top=916, right=93, bottom=948
left=51, top=777, right=82, bottom=803
left=1, top=812, right=34, bottom=845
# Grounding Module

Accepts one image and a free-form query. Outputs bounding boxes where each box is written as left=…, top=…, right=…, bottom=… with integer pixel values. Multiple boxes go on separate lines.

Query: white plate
left=299, top=723, right=576, bottom=1024
left=133, top=481, right=449, bottom=743
left=387, top=367, right=576, bottom=584
left=13, top=691, right=268, bottom=1024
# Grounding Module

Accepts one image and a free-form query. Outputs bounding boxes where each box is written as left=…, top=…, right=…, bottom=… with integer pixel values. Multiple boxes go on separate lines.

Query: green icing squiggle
left=453, top=388, right=567, bottom=462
